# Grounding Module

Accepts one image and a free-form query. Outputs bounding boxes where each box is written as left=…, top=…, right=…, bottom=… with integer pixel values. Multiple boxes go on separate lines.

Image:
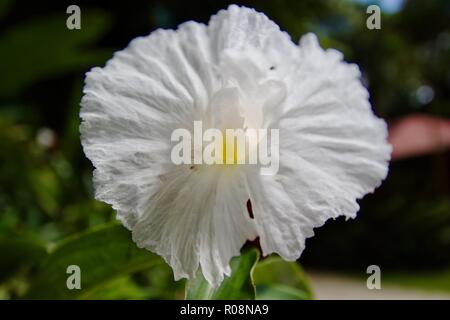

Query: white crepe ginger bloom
left=80, top=5, right=391, bottom=286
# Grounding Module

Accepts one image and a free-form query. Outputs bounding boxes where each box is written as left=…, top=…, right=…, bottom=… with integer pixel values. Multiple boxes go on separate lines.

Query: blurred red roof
left=389, top=114, right=450, bottom=160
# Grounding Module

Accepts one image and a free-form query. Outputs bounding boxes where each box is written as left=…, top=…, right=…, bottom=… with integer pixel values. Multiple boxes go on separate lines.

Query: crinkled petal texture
left=80, top=5, right=391, bottom=286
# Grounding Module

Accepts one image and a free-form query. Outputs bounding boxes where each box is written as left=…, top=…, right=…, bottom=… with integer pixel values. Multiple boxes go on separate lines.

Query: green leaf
left=25, top=223, right=163, bottom=299
left=252, top=256, right=313, bottom=300
left=0, top=236, right=48, bottom=283
left=186, top=248, right=260, bottom=300
left=84, top=264, right=186, bottom=300
left=81, top=276, right=150, bottom=300
left=254, top=284, right=311, bottom=300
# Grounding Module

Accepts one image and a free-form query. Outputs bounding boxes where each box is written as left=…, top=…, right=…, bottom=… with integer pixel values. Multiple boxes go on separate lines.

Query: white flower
left=80, top=5, right=391, bottom=286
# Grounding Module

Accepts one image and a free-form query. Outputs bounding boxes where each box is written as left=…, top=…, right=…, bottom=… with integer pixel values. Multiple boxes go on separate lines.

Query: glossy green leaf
left=255, top=284, right=312, bottom=300
left=83, top=263, right=186, bottom=300
left=186, top=248, right=260, bottom=300
left=81, top=276, right=149, bottom=300
left=252, top=256, right=313, bottom=300
left=26, top=223, right=163, bottom=299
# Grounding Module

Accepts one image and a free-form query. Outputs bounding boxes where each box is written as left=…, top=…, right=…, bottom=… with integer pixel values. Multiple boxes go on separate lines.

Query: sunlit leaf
left=254, top=284, right=311, bottom=300
left=81, top=276, right=149, bottom=300
left=252, top=256, right=313, bottom=300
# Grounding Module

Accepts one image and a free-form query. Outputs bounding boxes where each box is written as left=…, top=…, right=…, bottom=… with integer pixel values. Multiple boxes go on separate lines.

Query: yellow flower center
left=222, top=136, right=240, bottom=165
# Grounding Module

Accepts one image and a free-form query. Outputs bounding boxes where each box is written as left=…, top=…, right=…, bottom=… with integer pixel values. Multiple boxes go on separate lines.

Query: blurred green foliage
left=0, top=0, right=449, bottom=299
left=0, top=11, right=110, bottom=97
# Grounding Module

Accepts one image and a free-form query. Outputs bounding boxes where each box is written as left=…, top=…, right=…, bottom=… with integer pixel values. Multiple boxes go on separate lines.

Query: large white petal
left=132, top=166, right=256, bottom=286
left=208, top=5, right=299, bottom=78
left=250, top=33, right=391, bottom=259
left=244, top=168, right=308, bottom=260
